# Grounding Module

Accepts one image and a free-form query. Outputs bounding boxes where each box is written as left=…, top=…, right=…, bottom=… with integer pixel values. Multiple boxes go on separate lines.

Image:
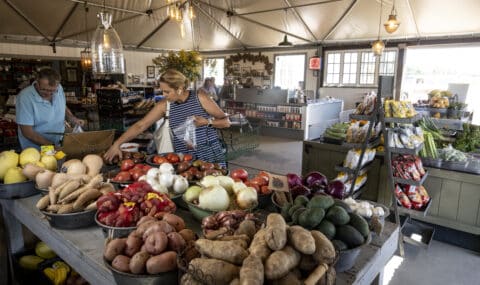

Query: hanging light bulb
left=169, top=5, right=176, bottom=19
left=80, top=5, right=92, bottom=71
left=91, top=11, right=125, bottom=74
left=384, top=0, right=400, bottom=34
left=188, top=3, right=195, bottom=20
left=180, top=22, right=185, bottom=39
left=372, top=40, right=385, bottom=56
left=175, top=5, right=183, bottom=22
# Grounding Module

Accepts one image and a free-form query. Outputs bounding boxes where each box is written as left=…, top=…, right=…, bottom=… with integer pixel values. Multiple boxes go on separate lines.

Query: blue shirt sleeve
left=16, top=91, right=34, bottom=126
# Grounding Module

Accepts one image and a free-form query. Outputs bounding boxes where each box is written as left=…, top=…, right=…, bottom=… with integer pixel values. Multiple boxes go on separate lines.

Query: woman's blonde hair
left=159, top=69, right=189, bottom=90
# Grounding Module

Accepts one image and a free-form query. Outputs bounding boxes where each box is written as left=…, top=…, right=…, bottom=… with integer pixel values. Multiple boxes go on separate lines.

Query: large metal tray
left=41, top=209, right=96, bottom=229
left=0, top=180, right=38, bottom=199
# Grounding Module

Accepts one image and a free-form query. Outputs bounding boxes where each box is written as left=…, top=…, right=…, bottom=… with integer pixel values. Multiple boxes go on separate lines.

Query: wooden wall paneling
left=423, top=176, right=443, bottom=217
left=437, top=180, right=461, bottom=221
left=457, top=183, right=480, bottom=226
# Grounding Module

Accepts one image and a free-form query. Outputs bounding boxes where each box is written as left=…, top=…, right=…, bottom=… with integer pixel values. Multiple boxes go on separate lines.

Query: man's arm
left=18, top=124, right=54, bottom=146
left=65, top=106, right=83, bottom=126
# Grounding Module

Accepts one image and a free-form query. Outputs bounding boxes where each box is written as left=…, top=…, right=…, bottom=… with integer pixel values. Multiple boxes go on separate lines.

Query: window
left=324, top=49, right=397, bottom=86
left=342, top=52, right=358, bottom=84
left=326, top=52, right=341, bottom=84
left=203, top=58, right=225, bottom=85
left=274, top=54, right=306, bottom=89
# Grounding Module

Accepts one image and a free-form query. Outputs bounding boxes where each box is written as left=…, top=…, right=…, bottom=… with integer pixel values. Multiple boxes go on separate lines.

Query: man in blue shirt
left=16, top=68, right=83, bottom=150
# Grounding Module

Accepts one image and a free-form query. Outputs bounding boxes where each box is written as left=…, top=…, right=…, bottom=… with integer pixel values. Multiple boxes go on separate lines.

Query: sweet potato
left=311, top=231, right=335, bottom=264
left=288, top=225, right=316, bottom=254
left=265, top=213, right=287, bottom=251
left=195, top=239, right=248, bottom=265
left=304, top=263, right=329, bottom=285
left=104, top=238, right=127, bottom=261
left=167, top=232, right=186, bottom=252
left=112, top=255, right=131, bottom=273
left=125, top=232, right=143, bottom=257
left=248, top=229, right=271, bottom=261
left=239, top=255, right=263, bottom=285
left=146, top=251, right=177, bottom=274
left=136, top=220, right=157, bottom=237
left=129, top=251, right=150, bottom=274
left=162, top=213, right=185, bottom=232
left=189, top=258, right=239, bottom=284
left=137, top=216, right=156, bottom=226
left=264, top=246, right=301, bottom=280
left=144, top=231, right=168, bottom=255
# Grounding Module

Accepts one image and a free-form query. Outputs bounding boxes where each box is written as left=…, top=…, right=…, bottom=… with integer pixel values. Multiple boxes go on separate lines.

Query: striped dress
left=169, top=91, right=226, bottom=164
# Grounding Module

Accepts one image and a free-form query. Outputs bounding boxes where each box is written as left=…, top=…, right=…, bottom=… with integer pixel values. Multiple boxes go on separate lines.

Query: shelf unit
left=393, top=171, right=429, bottom=186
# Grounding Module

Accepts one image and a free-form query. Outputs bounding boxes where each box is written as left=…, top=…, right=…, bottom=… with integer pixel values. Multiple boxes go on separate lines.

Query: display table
left=1, top=195, right=399, bottom=285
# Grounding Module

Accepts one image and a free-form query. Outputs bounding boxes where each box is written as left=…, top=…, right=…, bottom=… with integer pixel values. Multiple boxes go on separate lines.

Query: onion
left=303, top=171, right=328, bottom=192
left=286, top=173, right=302, bottom=188
left=216, top=176, right=235, bottom=194
left=232, top=181, right=247, bottom=195
left=158, top=172, right=174, bottom=189
left=290, top=184, right=311, bottom=199
left=151, top=182, right=168, bottom=194
left=173, top=175, right=189, bottom=194
left=326, top=180, right=346, bottom=199
left=200, top=176, right=220, bottom=188
left=146, top=168, right=160, bottom=178
left=198, top=185, right=230, bottom=211
left=236, top=187, right=258, bottom=209
left=159, top=163, right=174, bottom=174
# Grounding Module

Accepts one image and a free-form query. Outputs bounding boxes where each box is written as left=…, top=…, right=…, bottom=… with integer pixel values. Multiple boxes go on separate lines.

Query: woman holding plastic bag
left=104, top=69, right=230, bottom=165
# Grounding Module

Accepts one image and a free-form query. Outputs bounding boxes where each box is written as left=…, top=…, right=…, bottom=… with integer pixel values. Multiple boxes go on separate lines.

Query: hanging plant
left=153, top=50, right=202, bottom=82
left=225, top=52, right=273, bottom=76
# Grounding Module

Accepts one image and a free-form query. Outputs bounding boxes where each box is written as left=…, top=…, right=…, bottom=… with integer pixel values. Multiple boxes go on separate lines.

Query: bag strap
left=165, top=101, right=170, bottom=119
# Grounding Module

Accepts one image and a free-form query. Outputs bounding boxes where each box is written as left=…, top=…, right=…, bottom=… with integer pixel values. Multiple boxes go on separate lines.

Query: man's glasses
left=38, top=86, right=58, bottom=94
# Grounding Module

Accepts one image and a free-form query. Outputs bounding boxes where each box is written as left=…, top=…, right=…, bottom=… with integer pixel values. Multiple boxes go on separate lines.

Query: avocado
left=281, top=203, right=293, bottom=222
left=331, top=240, right=348, bottom=251
left=335, top=225, right=365, bottom=248
left=315, top=220, right=336, bottom=240
left=325, top=206, right=350, bottom=225
left=334, top=200, right=353, bottom=213
left=308, top=195, right=334, bottom=209
left=288, top=205, right=303, bottom=217
left=349, top=213, right=370, bottom=238
left=299, top=207, right=325, bottom=229
left=294, top=195, right=309, bottom=207
left=291, top=207, right=307, bottom=225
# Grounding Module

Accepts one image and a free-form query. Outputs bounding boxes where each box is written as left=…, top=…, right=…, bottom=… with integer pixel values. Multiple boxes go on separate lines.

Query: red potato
left=112, top=255, right=131, bottom=273
left=142, top=221, right=175, bottom=240
left=136, top=221, right=157, bottom=237
left=104, top=238, right=127, bottom=262
left=144, top=232, right=168, bottom=255
left=146, top=251, right=178, bottom=274
left=125, top=233, right=143, bottom=257
left=162, top=213, right=185, bottom=232
left=167, top=232, right=186, bottom=252
left=137, top=216, right=157, bottom=226
left=129, top=251, right=150, bottom=274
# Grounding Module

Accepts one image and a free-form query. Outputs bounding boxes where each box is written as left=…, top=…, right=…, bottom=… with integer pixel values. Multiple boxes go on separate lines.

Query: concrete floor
left=229, top=135, right=480, bottom=285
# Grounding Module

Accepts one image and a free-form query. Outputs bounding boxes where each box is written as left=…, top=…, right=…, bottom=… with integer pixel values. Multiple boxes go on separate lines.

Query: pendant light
left=372, top=0, right=385, bottom=56
left=91, top=0, right=125, bottom=74
left=80, top=4, right=92, bottom=71
left=278, top=9, right=293, bottom=47
left=384, top=0, right=400, bottom=33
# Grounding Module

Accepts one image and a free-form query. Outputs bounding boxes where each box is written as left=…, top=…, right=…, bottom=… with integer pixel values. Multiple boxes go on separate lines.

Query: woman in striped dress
left=104, top=69, right=230, bottom=164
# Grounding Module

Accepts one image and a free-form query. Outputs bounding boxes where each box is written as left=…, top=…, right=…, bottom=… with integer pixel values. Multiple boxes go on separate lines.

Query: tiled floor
left=229, top=135, right=480, bottom=285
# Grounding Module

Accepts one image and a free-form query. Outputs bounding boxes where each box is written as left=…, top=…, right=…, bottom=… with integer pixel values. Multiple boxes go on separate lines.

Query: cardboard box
left=61, top=130, right=115, bottom=159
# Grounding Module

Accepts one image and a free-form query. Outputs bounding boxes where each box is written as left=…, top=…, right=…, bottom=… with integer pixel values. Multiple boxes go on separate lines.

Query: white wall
left=319, top=87, right=374, bottom=110
left=0, top=42, right=159, bottom=77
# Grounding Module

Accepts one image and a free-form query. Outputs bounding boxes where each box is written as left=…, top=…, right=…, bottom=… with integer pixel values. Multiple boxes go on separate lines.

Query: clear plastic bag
left=73, top=124, right=84, bottom=133
left=173, top=117, right=197, bottom=149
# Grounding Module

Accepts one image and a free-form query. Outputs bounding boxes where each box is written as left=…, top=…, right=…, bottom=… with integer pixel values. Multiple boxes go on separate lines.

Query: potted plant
left=152, top=50, right=202, bottom=85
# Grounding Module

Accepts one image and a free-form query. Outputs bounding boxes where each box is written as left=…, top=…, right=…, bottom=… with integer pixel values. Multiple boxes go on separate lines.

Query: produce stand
left=1, top=194, right=399, bottom=285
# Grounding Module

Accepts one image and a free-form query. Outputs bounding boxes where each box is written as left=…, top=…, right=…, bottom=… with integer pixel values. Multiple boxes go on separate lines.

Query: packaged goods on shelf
left=388, top=126, right=424, bottom=149
left=392, top=155, right=426, bottom=181
left=340, top=173, right=367, bottom=194
left=384, top=100, right=416, bottom=118
left=346, top=121, right=381, bottom=143
left=438, top=145, right=467, bottom=162
left=394, top=184, right=430, bottom=210
left=354, top=92, right=377, bottom=115
left=343, top=148, right=376, bottom=169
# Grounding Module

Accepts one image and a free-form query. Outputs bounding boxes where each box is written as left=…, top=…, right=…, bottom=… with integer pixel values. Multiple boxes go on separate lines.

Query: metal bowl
left=95, top=213, right=137, bottom=238
left=0, top=180, right=38, bottom=199
left=335, top=233, right=372, bottom=273
left=104, top=258, right=178, bottom=285
left=41, top=209, right=96, bottom=229
left=171, top=194, right=188, bottom=210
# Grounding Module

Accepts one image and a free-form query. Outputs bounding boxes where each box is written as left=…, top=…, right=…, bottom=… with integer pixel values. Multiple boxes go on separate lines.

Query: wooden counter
left=302, top=140, right=480, bottom=235
left=1, top=194, right=399, bottom=285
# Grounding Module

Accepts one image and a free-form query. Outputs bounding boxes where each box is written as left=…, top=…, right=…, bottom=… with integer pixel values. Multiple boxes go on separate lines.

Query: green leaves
left=153, top=50, right=201, bottom=82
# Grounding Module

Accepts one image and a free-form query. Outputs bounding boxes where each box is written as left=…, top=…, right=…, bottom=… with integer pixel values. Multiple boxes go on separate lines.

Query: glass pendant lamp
left=91, top=11, right=125, bottom=74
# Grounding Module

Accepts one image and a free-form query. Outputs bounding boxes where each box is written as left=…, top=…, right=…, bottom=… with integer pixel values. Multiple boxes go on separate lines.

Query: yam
left=189, top=258, right=239, bottom=284
left=264, top=246, right=301, bottom=280
left=265, top=213, right=287, bottom=251
left=311, top=231, right=335, bottom=264
left=195, top=239, right=248, bottom=265
left=248, top=229, right=271, bottom=262
left=239, top=255, right=263, bottom=285
left=146, top=251, right=177, bottom=274
left=287, top=225, right=316, bottom=254
left=304, top=263, right=329, bottom=285
left=104, top=238, right=127, bottom=261
left=219, top=234, right=250, bottom=245
left=129, top=251, right=150, bottom=274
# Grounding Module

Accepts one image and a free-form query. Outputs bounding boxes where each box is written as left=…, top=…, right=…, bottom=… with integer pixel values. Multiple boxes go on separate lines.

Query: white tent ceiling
left=1, top=0, right=480, bottom=52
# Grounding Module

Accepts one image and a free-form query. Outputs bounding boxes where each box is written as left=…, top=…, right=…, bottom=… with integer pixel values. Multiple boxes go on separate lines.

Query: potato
left=104, top=238, right=127, bottom=262
left=180, top=273, right=204, bottom=285
left=234, top=220, right=256, bottom=240
left=288, top=226, right=316, bottom=254
left=144, top=232, right=168, bottom=255
left=265, top=214, right=287, bottom=251
left=167, top=232, right=186, bottom=252
left=230, top=279, right=240, bottom=285
left=318, top=266, right=336, bottom=285
left=248, top=229, right=271, bottom=262
left=304, top=263, right=329, bottom=285
left=264, top=246, right=301, bottom=280
left=162, top=213, right=185, bottom=232
left=189, top=258, right=239, bottom=284
left=182, top=242, right=200, bottom=263
left=112, top=255, right=131, bottom=273
left=136, top=220, right=156, bottom=237
left=137, top=216, right=157, bottom=226
left=146, top=251, right=177, bottom=274
left=239, top=255, right=263, bottom=285
left=195, top=239, right=248, bottom=265
left=129, top=251, right=150, bottom=274
left=143, top=221, right=175, bottom=240
left=178, top=229, right=196, bottom=242
left=311, top=231, right=335, bottom=264
left=125, top=232, right=143, bottom=257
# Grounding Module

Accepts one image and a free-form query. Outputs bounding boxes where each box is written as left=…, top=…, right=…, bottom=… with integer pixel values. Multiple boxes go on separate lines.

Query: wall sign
left=309, top=56, right=321, bottom=70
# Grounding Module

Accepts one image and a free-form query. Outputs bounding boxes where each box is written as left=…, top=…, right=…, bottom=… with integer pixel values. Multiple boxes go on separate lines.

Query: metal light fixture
left=278, top=35, right=293, bottom=47
left=80, top=4, right=92, bottom=70
left=384, top=0, right=400, bottom=33
left=91, top=1, right=125, bottom=74
left=371, top=0, right=384, bottom=56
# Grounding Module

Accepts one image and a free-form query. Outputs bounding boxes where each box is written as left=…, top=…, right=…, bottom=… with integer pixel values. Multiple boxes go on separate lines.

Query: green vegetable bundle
left=454, top=123, right=480, bottom=153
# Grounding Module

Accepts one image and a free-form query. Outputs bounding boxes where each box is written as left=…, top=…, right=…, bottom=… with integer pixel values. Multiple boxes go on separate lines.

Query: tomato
left=130, top=169, right=145, bottom=181
left=244, top=182, right=260, bottom=193
left=166, top=153, right=180, bottom=163
left=261, top=185, right=272, bottom=195
left=113, top=171, right=131, bottom=182
left=153, top=156, right=169, bottom=165
left=143, top=165, right=153, bottom=171
left=250, top=177, right=268, bottom=187
left=133, top=164, right=145, bottom=170
left=120, top=159, right=135, bottom=171
left=257, top=171, right=270, bottom=184
left=183, top=154, right=193, bottom=161
left=231, top=168, right=249, bottom=182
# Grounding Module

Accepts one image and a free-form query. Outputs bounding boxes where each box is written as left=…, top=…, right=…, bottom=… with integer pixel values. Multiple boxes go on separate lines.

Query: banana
left=53, top=261, right=71, bottom=273
left=54, top=267, right=68, bottom=285
left=43, top=267, right=56, bottom=282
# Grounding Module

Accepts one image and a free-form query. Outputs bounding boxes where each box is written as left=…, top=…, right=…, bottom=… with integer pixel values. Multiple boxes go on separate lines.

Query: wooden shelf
left=393, top=171, right=429, bottom=186
left=384, top=114, right=421, bottom=124
left=396, top=198, right=433, bottom=217
left=389, top=143, right=424, bottom=155
left=342, top=136, right=381, bottom=149
left=335, top=161, right=374, bottom=175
